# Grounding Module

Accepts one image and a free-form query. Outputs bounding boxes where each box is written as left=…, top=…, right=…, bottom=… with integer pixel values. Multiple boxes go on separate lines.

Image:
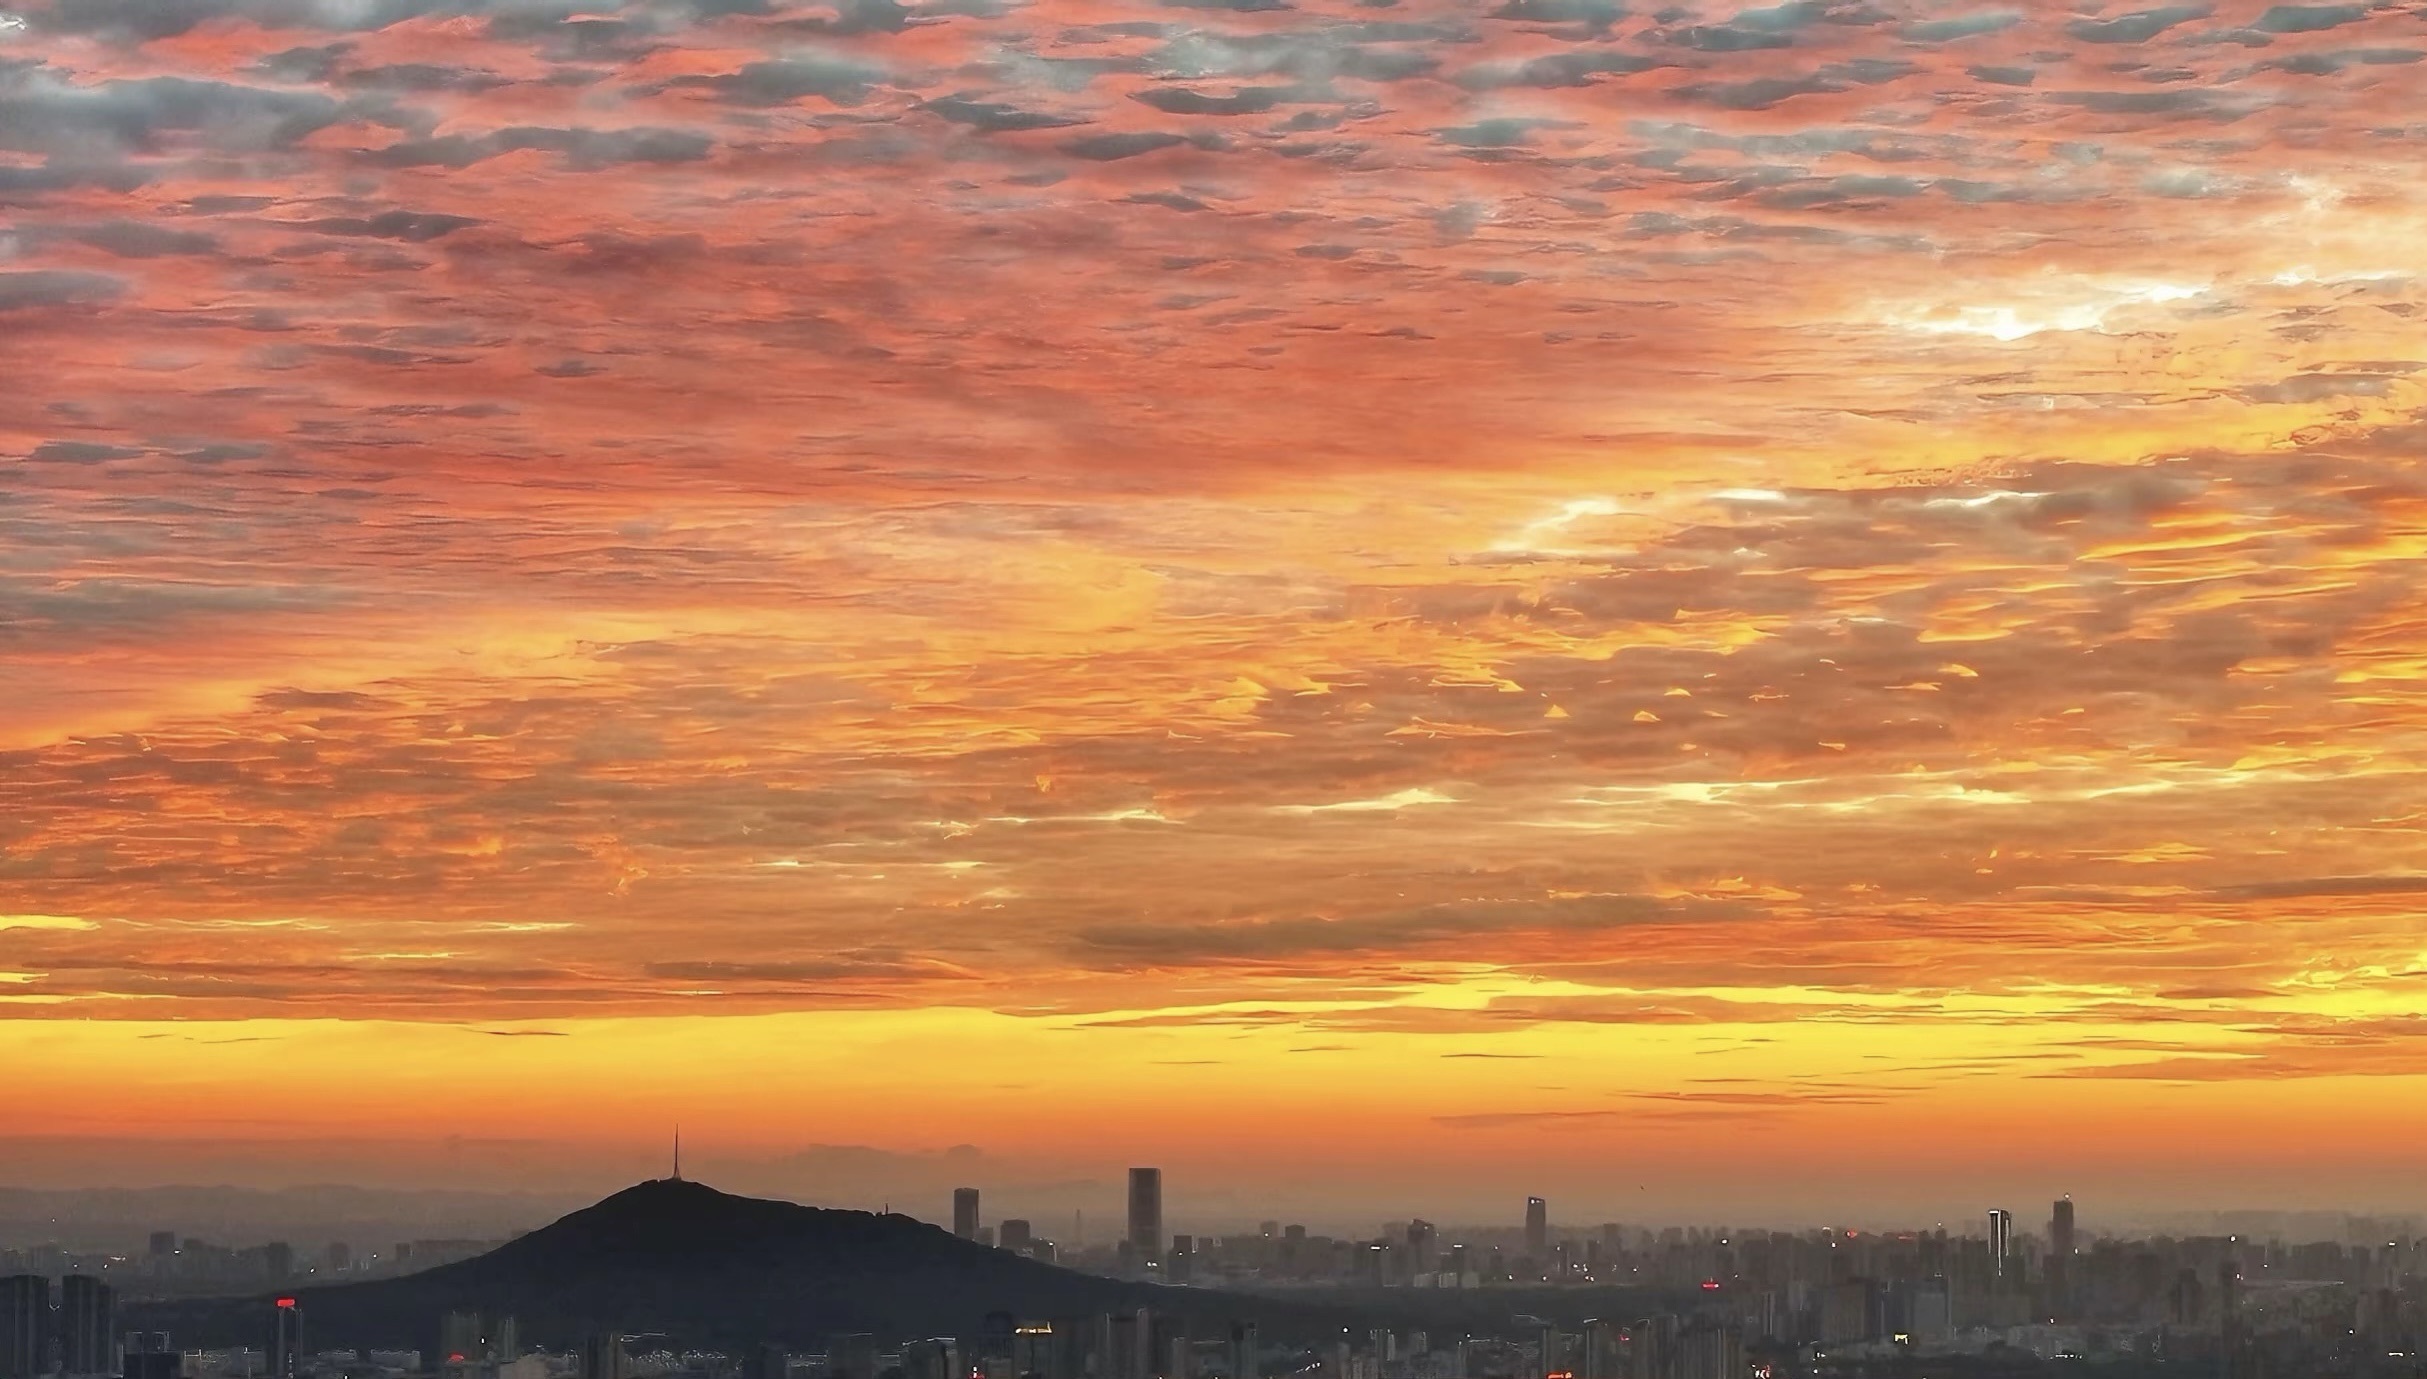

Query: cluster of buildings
left=568, top=1313, right=1734, bottom=1379
left=0, top=1241, right=501, bottom=1299
left=12, top=1185, right=2427, bottom=1378
left=937, top=1182, right=2427, bottom=1374
left=946, top=1170, right=1170, bottom=1276
left=0, top=1278, right=303, bottom=1379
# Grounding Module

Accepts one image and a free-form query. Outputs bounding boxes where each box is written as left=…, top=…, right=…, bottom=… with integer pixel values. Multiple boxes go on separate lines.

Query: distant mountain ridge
left=0, top=1184, right=572, bottom=1253
left=134, top=1178, right=1242, bottom=1350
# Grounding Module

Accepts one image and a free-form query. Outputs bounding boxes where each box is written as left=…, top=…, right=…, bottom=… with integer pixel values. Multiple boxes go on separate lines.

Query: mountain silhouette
left=136, top=1179, right=1275, bottom=1351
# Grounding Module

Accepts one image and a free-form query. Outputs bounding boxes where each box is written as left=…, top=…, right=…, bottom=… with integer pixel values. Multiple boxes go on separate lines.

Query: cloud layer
left=6, top=0, right=2427, bottom=1193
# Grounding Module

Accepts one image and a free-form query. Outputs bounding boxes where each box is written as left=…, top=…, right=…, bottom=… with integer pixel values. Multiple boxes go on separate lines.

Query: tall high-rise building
left=1986, top=1210, right=2013, bottom=1278
left=1127, top=1169, right=1163, bottom=1263
left=60, top=1275, right=116, bottom=1375
left=743, top=1344, right=787, bottom=1379
left=2048, top=1197, right=2076, bottom=1317
left=0, top=1276, right=48, bottom=1379
left=1000, top=1220, right=1033, bottom=1255
left=1096, top=1312, right=1145, bottom=1379
left=1525, top=1198, right=1549, bottom=1256
left=1672, top=1323, right=1741, bottom=1379
left=829, top=1335, right=877, bottom=1379
left=581, top=1333, right=628, bottom=1379
left=954, top=1188, right=982, bottom=1241
left=268, top=1297, right=301, bottom=1379
left=146, top=1235, right=175, bottom=1262
left=1579, top=1321, right=1620, bottom=1379
left=122, top=1332, right=178, bottom=1379
left=441, top=1312, right=478, bottom=1366
left=902, top=1339, right=959, bottom=1379
left=1011, top=1323, right=1055, bottom=1379
left=440, top=1311, right=519, bottom=1365
left=1227, top=1324, right=1258, bottom=1379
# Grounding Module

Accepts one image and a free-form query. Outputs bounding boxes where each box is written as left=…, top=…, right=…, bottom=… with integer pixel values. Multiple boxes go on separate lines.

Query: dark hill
left=135, top=1179, right=1296, bottom=1351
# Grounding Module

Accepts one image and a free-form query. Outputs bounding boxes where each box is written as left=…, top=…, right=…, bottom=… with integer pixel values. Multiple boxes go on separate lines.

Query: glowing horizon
left=5, top=0, right=2427, bottom=1218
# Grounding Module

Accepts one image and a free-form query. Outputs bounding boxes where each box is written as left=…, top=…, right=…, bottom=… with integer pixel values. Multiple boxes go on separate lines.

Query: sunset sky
left=6, top=0, right=2427, bottom=1227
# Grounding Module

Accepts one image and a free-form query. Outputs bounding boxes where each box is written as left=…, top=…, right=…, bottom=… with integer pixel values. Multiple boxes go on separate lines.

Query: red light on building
left=276, top=1297, right=298, bottom=1309
left=1700, top=1280, right=1721, bottom=1291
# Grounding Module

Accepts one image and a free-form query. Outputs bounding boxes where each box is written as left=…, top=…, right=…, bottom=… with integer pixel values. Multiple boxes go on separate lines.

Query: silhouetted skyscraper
left=743, top=1344, right=787, bottom=1379
left=2048, top=1197, right=2076, bottom=1317
left=60, top=1276, right=115, bottom=1375
left=268, top=1297, right=301, bottom=1379
left=1011, top=1322, right=1055, bottom=1379
left=829, top=1335, right=877, bottom=1379
left=903, top=1339, right=959, bottom=1379
left=1000, top=1219, right=1033, bottom=1254
left=1227, top=1323, right=1258, bottom=1379
left=121, top=1332, right=177, bottom=1379
left=1987, top=1209, right=2013, bottom=1278
left=0, top=1277, right=48, bottom=1379
left=581, top=1333, right=629, bottom=1379
left=1525, top=1197, right=1548, bottom=1256
left=1127, top=1169, right=1163, bottom=1262
left=954, top=1188, right=981, bottom=1240
left=440, top=1311, right=518, bottom=1365
left=1098, top=1312, right=1144, bottom=1379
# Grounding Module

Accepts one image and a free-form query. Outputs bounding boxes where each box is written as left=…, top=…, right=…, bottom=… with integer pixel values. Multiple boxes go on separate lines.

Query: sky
left=4, top=0, right=2427, bottom=1229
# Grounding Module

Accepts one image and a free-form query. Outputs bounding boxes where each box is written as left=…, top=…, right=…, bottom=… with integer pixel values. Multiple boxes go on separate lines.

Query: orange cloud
left=5, top=0, right=2427, bottom=1210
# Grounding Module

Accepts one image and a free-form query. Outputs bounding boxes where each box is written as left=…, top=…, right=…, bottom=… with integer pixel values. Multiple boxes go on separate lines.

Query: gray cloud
left=54, top=219, right=220, bottom=257
left=2252, top=3, right=2373, bottom=32
left=42, top=0, right=587, bottom=40
left=367, top=125, right=714, bottom=168
left=1131, top=85, right=1285, bottom=114
left=2065, top=5, right=2210, bottom=43
left=1458, top=48, right=1661, bottom=87
left=919, top=95, right=1085, bottom=131
left=692, top=54, right=887, bottom=106
left=1072, top=893, right=1686, bottom=963
left=0, top=269, right=125, bottom=311
left=1903, top=10, right=2021, bottom=41
left=291, top=210, right=482, bottom=241
left=0, top=73, right=349, bottom=156
left=1062, top=131, right=1189, bottom=160
left=28, top=440, right=147, bottom=463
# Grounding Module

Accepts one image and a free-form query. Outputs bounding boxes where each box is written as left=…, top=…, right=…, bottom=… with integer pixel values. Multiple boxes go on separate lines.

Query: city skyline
left=4, top=1175, right=2421, bottom=1379
left=5, top=1168, right=2415, bottom=1264
left=10, top=1142, right=2427, bottom=1238
left=9, top=0, right=2427, bottom=1215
